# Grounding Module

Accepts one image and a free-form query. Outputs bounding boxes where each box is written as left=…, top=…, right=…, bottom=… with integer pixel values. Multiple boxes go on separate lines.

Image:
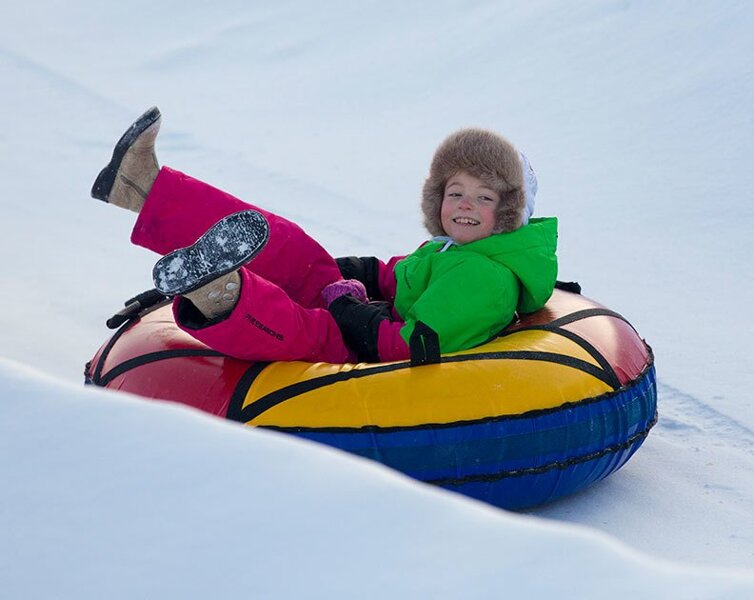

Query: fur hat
left=422, top=128, right=527, bottom=236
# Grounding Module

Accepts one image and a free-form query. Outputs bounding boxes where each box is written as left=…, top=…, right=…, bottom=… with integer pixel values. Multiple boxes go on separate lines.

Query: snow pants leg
left=130, top=167, right=353, bottom=363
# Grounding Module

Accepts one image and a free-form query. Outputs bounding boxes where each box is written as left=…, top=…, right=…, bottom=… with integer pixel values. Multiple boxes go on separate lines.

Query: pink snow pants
left=131, top=167, right=355, bottom=363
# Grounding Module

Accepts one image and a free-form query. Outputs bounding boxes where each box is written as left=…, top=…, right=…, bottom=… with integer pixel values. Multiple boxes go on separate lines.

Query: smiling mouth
left=453, top=217, right=479, bottom=225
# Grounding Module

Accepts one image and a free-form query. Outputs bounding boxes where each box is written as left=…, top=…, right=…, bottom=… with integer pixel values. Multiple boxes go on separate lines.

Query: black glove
left=335, top=256, right=383, bottom=301
left=327, top=296, right=392, bottom=362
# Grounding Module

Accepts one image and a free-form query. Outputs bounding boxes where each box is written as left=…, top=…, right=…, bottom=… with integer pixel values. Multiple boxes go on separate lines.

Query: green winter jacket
left=393, top=217, right=558, bottom=353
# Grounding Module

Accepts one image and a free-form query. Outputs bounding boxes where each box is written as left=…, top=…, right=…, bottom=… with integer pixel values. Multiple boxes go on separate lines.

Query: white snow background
left=2, top=0, right=754, bottom=597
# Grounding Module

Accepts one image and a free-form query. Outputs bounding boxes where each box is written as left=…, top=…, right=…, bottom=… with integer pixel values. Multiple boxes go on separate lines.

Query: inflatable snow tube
left=86, top=288, right=656, bottom=510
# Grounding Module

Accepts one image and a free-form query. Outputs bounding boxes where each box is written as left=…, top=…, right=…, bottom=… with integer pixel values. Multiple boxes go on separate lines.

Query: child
left=92, top=107, right=558, bottom=364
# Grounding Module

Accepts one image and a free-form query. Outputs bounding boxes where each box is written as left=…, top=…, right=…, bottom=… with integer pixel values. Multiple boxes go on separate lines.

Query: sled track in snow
left=657, top=381, right=754, bottom=455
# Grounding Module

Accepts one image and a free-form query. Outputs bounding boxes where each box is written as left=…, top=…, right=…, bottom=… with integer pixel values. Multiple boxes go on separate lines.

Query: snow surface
left=2, top=0, right=754, bottom=595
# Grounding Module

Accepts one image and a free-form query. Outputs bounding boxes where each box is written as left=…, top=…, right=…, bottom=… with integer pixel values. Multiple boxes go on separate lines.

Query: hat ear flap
left=421, top=173, right=448, bottom=237
left=494, top=188, right=525, bottom=233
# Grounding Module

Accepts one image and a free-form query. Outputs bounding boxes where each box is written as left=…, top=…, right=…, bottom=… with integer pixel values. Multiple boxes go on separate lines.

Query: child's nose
left=458, top=195, right=473, bottom=208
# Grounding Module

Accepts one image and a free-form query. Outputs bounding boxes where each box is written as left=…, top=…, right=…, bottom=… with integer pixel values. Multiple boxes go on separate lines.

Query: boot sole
left=152, top=210, right=270, bottom=296
left=91, top=106, right=162, bottom=202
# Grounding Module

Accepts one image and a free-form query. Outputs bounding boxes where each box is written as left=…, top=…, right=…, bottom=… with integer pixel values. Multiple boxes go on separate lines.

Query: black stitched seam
left=427, top=411, right=658, bottom=486
left=548, top=308, right=637, bottom=333
left=242, top=350, right=630, bottom=423
left=91, top=298, right=175, bottom=385
left=516, top=325, right=622, bottom=390
left=226, top=362, right=270, bottom=422
left=97, top=349, right=226, bottom=386
left=90, top=316, right=140, bottom=385
left=496, top=308, right=633, bottom=341
left=259, top=358, right=654, bottom=434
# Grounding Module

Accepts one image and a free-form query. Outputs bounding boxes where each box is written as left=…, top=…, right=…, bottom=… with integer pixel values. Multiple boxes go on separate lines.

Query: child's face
left=440, top=171, right=500, bottom=244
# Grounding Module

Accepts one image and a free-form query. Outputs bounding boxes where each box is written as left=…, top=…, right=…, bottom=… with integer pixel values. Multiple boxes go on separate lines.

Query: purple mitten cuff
left=321, top=279, right=368, bottom=306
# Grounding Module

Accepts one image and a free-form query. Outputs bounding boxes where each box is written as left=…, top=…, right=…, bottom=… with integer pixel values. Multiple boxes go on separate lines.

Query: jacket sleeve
left=327, top=296, right=409, bottom=362
left=335, top=255, right=404, bottom=303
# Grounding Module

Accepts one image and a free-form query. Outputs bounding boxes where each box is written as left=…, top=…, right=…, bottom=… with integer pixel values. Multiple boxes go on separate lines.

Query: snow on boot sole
left=91, top=106, right=162, bottom=202
left=152, top=210, right=270, bottom=296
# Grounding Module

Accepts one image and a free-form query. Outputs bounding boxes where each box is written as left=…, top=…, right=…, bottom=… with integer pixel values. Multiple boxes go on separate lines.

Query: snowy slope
left=1, top=0, right=754, bottom=584
left=2, top=360, right=753, bottom=599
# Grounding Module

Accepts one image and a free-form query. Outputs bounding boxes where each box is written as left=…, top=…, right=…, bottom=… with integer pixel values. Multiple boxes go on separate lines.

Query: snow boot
left=183, top=270, right=242, bottom=320
left=91, top=106, right=162, bottom=213
left=152, top=209, right=270, bottom=297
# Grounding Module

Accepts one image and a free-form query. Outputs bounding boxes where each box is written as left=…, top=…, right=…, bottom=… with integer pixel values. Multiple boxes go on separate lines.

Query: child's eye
left=479, top=195, right=494, bottom=202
